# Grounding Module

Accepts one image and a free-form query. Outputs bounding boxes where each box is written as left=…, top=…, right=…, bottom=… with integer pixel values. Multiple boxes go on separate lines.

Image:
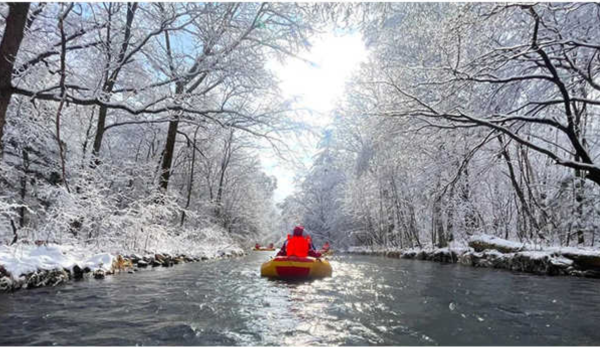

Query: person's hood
left=293, top=225, right=304, bottom=236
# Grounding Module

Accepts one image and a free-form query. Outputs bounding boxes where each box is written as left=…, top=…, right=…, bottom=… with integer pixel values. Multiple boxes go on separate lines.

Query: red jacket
left=277, top=233, right=321, bottom=258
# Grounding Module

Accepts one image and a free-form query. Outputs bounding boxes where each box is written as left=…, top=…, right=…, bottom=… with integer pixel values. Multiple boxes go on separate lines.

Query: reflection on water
left=1, top=253, right=600, bottom=345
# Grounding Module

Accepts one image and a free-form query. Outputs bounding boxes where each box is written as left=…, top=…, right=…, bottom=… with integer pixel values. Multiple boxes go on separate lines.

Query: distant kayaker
left=277, top=225, right=321, bottom=258
left=255, top=243, right=260, bottom=250
left=322, top=242, right=330, bottom=251
left=268, top=243, right=274, bottom=249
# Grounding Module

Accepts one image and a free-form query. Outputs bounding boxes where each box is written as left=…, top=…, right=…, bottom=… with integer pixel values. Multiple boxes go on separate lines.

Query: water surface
left=1, top=253, right=599, bottom=345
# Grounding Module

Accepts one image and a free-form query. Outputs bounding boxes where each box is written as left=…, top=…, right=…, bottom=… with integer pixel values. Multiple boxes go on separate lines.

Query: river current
left=1, top=252, right=600, bottom=345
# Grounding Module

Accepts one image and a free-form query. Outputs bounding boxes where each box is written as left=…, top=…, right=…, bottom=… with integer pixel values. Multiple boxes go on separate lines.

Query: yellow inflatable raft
left=253, top=247, right=276, bottom=251
left=261, top=256, right=332, bottom=279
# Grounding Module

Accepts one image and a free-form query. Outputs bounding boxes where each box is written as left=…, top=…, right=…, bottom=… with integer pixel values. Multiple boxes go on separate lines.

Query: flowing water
left=1, top=252, right=600, bottom=345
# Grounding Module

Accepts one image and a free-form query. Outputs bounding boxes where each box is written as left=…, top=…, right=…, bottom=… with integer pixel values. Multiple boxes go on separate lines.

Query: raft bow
left=260, top=255, right=332, bottom=279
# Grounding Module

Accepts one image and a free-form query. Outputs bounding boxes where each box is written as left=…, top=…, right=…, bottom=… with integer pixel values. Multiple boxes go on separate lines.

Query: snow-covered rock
left=0, top=244, right=77, bottom=278
left=430, top=248, right=457, bottom=263
left=93, top=270, right=106, bottom=279
left=345, top=237, right=600, bottom=279
left=554, top=247, right=600, bottom=269
left=137, top=260, right=148, bottom=268
left=0, top=237, right=245, bottom=292
left=84, top=253, right=114, bottom=272
left=549, top=256, right=573, bottom=268
left=468, top=234, right=525, bottom=253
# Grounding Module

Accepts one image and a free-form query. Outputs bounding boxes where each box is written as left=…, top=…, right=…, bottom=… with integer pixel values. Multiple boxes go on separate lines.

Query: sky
left=262, top=32, right=369, bottom=203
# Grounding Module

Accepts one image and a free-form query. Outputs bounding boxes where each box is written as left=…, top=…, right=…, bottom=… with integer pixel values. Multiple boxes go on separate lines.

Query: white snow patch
left=517, top=251, right=550, bottom=260
left=0, top=244, right=117, bottom=279
left=547, top=246, right=600, bottom=258
left=470, top=234, right=525, bottom=250
left=549, top=256, right=573, bottom=267
left=482, top=249, right=506, bottom=258
left=0, top=244, right=78, bottom=278
left=347, top=246, right=370, bottom=253
left=84, top=253, right=114, bottom=271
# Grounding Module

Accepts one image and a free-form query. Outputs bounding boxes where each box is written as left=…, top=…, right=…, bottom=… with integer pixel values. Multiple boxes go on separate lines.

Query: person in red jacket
left=277, top=225, right=321, bottom=258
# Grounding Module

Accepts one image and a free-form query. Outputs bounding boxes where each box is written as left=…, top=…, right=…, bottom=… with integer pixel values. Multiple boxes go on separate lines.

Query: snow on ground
left=0, top=244, right=113, bottom=279
left=0, top=226, right=244, bottom=281
left=516, top=251, right=550, bottom=260
left=346, top=246, right=370, bottom=253
left=549, top=256, right=574, bottom=267
left=545, top=246, right=600, bottom=258
left=345, top=234, right=600, bottom=260
left=469, top=234, right=526, bottom=251
left=470, top=234, right=600, bottom=259
left=479, top=249, right=506, bottom=258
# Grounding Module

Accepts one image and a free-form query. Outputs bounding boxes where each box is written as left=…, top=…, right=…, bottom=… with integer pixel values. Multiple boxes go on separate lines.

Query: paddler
left=276, top=225, right=321, bottom=258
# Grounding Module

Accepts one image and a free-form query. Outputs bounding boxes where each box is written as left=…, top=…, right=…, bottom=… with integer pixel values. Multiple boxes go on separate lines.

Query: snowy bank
left=0, top=244, right=113, bottom=279
left=0, top=242, right=244, bottom=292
left=344, top=234, right=600, bottom=279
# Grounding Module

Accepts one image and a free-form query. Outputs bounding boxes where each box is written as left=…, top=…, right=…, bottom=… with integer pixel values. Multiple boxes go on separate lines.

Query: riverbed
left=1, top=252, right=599, bottom=345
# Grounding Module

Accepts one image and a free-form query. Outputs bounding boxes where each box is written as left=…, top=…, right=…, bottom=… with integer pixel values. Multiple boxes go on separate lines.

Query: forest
left=1, top=2, right=600, bottom=255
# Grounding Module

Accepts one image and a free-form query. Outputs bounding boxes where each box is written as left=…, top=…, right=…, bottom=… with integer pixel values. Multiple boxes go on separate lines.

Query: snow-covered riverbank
left=0, top=242, right=244, bottom=292
left=346, top=234, right=600, bottom=279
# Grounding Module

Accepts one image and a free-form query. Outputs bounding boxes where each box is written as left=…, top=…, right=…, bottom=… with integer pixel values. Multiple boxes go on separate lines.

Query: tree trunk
left=158, top=76, right=185, bottom=191
left=0, top=3, right=30, bottom=155
left=499, top=137, right=539, bottom=235
left=461, top=166, right=478, bottom=233
left=432, top=176, right=446, bottom=247
left=433, top=197, right=447, bottom=248
left=10, top=220, right=18, bottom=245
left=389, top=176, right=405, bottom=248
left=573, top=99, right=586, bottom=245
left=446, top=191, right=454, bottom=243
left=19, top=147, right=29, bottom=227
left=91, top=106, right=108, bottom=165
left=181, top=126, right=200, bottom=226
left=574, top=177, right=585, bottom=245
left=90, top=3, right=138, bottom=165
left=215, top=128, right=234, bottom=217
left=159, top=116, right=180, bottom=191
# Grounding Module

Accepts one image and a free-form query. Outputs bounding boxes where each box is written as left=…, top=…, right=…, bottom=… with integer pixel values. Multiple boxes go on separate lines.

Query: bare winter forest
left=1, top=2, right=600, bottom=255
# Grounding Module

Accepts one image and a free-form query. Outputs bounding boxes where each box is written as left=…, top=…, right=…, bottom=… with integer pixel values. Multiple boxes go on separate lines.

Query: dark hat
left=293, top=225, right=304, bottom=236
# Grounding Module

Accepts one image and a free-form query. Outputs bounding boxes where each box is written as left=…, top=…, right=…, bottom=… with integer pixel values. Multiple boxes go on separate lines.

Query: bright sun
left=262, top=32, right=368, bottom=203
left=274, top=32, right=368, bottom=116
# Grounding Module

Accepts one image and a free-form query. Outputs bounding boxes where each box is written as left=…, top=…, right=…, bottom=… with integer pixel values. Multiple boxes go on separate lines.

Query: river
left=1, top=252, right=600, bottom=345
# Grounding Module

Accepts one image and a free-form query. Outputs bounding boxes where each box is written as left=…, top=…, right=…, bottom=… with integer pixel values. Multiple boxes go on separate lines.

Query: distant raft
left=260, top=256, right=332, bottom=279
left=253, top=247, right=276, bottom=251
